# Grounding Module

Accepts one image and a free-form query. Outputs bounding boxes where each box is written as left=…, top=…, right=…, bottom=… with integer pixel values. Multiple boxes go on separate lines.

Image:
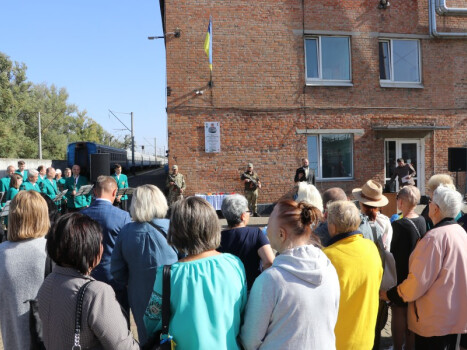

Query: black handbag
left=142, top=265, right=172, bottom=350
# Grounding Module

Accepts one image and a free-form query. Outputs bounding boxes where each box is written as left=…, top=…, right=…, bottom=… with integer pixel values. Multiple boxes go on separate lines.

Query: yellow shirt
left=323, top=233, right=383, bottom=350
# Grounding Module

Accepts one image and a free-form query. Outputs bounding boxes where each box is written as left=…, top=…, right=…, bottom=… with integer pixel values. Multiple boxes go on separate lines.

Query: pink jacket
left=397, top=219, right=467, bottom=337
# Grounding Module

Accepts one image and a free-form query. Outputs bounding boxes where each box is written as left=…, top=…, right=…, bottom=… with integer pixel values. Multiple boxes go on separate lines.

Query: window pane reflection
left=305, top=39, right=319, bottom=78
left=393, top=40, right=419, bottom=82
left=321, top=134, right=353, bottom=178
left=321, top=37, right=350, bottom=80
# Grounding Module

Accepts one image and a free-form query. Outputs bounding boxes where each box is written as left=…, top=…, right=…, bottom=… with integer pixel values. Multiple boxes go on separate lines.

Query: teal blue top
left=15, top=170, right=28, bottom=182
left=0, top=176, right=10, bottom=193
left=57, top=178, right=67, bottom=191
left=6, top=187, right=19, bottom=201
left=41, top=178, right=59, bottom=201
left=144, top=253, right=247, bottom=350
left=19, top=181, right=41, bottom=192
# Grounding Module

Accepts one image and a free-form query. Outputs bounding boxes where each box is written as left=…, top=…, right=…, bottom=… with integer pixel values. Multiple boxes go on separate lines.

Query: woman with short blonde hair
left=296, top=182, right=324, bottom=213
left=130, top=184, right=168, bottom=222
left=111, top=184, right=177, bottom=344
left=422, top=174, right=461, bottom=230
left=0, top=191, right=50, bottom=350
left=427, top=174, right=455, bottom=192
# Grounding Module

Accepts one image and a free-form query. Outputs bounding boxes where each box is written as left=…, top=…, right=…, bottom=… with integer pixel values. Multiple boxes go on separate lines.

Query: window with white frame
left=305, top=36, right=352, bottom=85
left=379, top=39, right=421, bottom=85
left=307, top=134, right=354, bottom=180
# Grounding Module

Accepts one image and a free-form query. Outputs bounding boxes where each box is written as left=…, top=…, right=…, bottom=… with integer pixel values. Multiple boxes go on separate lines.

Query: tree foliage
left=0, top=52, right=128, bottom=159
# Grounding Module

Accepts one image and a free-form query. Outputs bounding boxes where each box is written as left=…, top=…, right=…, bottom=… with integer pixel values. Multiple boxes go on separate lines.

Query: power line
left=108, top=110, right=131, bottom=132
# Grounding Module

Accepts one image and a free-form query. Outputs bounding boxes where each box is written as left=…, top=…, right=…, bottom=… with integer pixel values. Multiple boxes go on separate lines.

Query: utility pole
left=154, top=137, right=157, bottom=158
left=131, top=112, right=135, bottom=172
left=38, top=111, right=42, bottom=159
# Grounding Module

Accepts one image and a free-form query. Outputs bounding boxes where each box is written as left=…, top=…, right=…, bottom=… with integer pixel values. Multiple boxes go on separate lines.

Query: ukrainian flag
left=204, top=16, right=212, bottom=71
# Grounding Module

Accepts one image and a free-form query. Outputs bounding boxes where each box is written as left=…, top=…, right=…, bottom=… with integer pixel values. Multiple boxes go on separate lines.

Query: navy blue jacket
left=81, top=199, right=131, bottom=286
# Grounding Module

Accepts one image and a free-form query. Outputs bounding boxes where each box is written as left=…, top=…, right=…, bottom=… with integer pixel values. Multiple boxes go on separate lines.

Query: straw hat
left=352, top=180, right=389, bottom=207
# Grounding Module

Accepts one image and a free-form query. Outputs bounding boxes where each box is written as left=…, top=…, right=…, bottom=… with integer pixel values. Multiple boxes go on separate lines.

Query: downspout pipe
left=430, top=0, right=467, bottom=38
left=435, top=0, right=467, bottom=16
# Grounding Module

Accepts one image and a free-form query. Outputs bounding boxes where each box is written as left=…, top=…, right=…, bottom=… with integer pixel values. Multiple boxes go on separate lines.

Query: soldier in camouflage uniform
left=166, top=165, right=186, bottom=206
left=240, top=163, right=262, bottom=217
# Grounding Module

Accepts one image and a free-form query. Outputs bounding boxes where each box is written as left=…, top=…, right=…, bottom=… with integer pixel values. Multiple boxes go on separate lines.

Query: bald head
left=94, top=176, right=118, bottom=200
left=322, top=187, right=348, bottom=210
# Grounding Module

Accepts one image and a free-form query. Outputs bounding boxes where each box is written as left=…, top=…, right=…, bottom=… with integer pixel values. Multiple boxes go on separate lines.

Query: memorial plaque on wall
left=205, top=121, right=221, bottom=153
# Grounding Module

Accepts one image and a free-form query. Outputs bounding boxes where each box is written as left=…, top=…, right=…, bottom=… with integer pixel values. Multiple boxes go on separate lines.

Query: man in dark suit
left=81, top=175, right=131, bottom=313
left=294, top=158, right=316, bottom=185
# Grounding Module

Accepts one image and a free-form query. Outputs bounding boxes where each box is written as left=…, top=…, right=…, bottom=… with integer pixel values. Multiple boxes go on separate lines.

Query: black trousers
left=415, top=333, right=459, bottom=350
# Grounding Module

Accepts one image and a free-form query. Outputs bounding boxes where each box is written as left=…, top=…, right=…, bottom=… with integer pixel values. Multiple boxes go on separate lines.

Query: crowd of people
left=0, top=160, right=466, bottom=350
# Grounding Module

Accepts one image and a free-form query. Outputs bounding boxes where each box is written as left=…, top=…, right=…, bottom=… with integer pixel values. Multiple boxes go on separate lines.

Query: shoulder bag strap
left=161, top=265, right=172, bottom=335
left=404, top=217, right=422, bottom=239
left=370, top=222, right=385, bottom=269
left=73, top=280, right=93, bottom=350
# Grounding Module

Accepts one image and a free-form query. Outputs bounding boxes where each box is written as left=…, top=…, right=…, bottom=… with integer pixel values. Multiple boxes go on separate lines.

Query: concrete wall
left=0, top=159, right=52, bottom=178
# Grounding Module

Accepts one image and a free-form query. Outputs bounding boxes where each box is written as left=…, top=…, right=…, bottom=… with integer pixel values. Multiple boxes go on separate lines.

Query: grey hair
left=397, top=185, right=420, bottom=207
left=130, top=184, right=168, bottom=222
left=327, top=200, right=361, bottom=234
left=432, top=185, right=462, bottom=219
left=221, top=194, right=249, bottom=227
left=28, top=169, right=39, bottom=177
left=168, top=196, right=221, bottom=255
left=296, top=182, right=323, bottom=212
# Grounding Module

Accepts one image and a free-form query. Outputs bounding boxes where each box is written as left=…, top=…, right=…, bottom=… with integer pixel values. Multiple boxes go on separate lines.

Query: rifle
left=168, top=175, right=183, bottom=192
left=242, top=173, right=260, bottom=190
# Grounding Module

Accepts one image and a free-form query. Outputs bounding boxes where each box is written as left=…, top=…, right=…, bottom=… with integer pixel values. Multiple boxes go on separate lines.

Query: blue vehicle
left=67, top=142, right=128, bottom=177
left=67, top=142, right=161, bottom=177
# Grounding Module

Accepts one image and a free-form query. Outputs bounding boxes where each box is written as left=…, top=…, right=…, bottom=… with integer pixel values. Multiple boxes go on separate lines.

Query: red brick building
left=159, top=0, right=467, bottom=205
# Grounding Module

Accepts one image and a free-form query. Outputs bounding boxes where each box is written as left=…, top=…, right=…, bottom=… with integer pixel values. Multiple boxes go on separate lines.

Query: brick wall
left=163, top=0, right=467, bottom=201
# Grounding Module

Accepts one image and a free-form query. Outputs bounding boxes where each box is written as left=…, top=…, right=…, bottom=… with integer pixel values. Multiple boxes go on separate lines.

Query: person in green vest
left=6, top=174, right=23, bottom=201
left=15, top=160, right=28, bottom=181
left=111, top=163, right=129, bottom=211
left=55, top=169, right=66, bottom=191
left=36, top=165, right=47, bottom=190
left=2, top=173, right=23, bottom=227
left=1, top=165, right=15, bottom=194
left=41, top=167, right=59, bottom=201
left=64, top=164, right=91, bottom=212
left=63, top=167, right=72, bottom=180
left=19, top=169, right=41, bottom=192
left=55, top=169, right=67, bottom=213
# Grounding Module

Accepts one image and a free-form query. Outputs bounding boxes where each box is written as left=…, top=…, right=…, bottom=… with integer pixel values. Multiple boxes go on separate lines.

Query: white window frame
left=305, top=36, right=353, bottom=87
left=379, top=38, right=423, bottom=88
left=307, top=133, right=354, bottom=181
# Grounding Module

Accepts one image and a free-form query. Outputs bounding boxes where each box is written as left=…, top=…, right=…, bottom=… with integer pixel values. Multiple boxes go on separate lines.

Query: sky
left=0, top=1, right=167, bottom=156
